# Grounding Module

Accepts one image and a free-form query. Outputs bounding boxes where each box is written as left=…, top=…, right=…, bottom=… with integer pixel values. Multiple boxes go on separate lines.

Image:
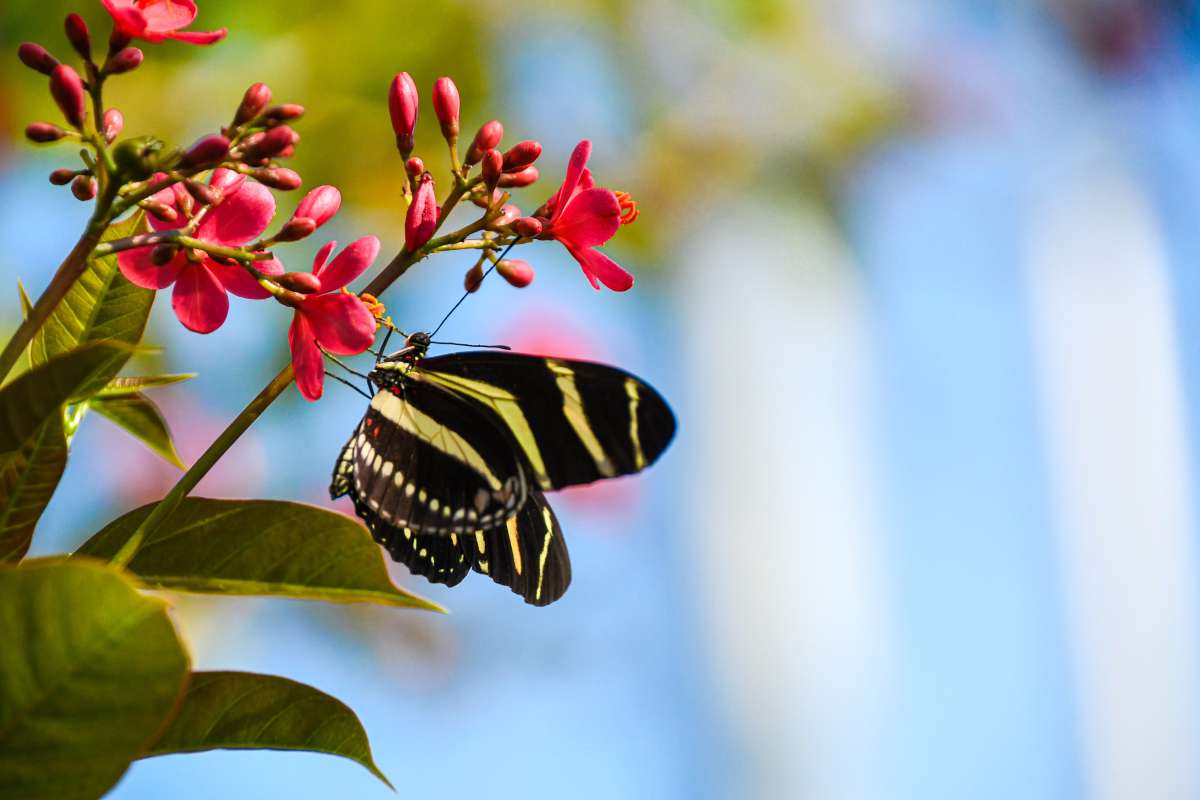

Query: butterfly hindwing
left=349, top=379, right=529, bottom=535
left=414, top=352, right=676, bottom=491
left=466, top=490, right=571, bottom=606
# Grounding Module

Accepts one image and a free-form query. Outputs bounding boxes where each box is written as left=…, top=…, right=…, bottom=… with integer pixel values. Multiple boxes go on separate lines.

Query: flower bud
left=292, top=185, right=341, bottom=228
left=274, top=217, right=317, bottom=242
left=275, top=271, right=323, bottom=293
left=49, top=168, right=77, bottom=185
left=465, top=119, right=503, bottom=166
left=252, top=167, right=302, bottom=190
left=493, top=204, right=521, bottom=226
left=179, top=134, right=230, bottom=169
left=463, top=262, right=484, bottom=293
left=388, top=72, right=419, bottom=156
left=496, top=258, right=534, bottom=288
left=102, top=109, right=124, bottom=143
left=273, top=289, right=308, bottom=309
left=71, top=174, right=96, bottom=201
left=113, top=136, right=165, bottom=181
left=18, top=43, right=59, bottom=76
left=263, top=104, right=305, bottom=124
left=405, top=157, right=424, bottom=177
left=432, top=76, right=460, bottom=140
left=105, top=47, right=142, bottom=75
left=183, top=179, right=221, bottom=207
left=50, top=64, right=86, bottom=128
left=64, top=14, right=91, bottom=61
left=481, top=148, right=502, bottom=191
left=498, top=166, right=539, bottom=188
left=25, top=122, right=67, bottom=143
left=242, top=125, right=298, bottom=162
left=502, top=140, right=541, bottom=172
left=141, top=199, right=178, bottom=223
left=234, top=82, right=272, bottom=126
left=150, top=243, right=178, bottom=266
left=513, top=216, right=543, bottom=237
left=108, top=29, right=131, bottom=55
left=404, top=173, right=438, bottom=252
left=172, top=183, right=195, bottom=216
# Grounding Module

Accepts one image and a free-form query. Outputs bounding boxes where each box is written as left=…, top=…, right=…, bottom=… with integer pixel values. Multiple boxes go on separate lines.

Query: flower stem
left=108, top=363, right=296, bottom=567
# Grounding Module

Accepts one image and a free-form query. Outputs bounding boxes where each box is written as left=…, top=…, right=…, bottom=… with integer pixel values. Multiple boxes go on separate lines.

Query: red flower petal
left=289, top=313, right=325, bottom=401
left=300, top=293, right=377, bottom=355
left=167, top=28, right=227, bottom=44
left=118, top=246, right=183, bottom=289
left=551, top=140, right=592, bottom=223
left=137, top=0, right=198, bottom=31
left=311, top=241, right=336, bottom=274
left=206, top=254, right=283, bottom=300
left=551, top=187, right=621, bottom=249
left=196, top=180, right=275, bottom=246
left=101, top=1, right=147, bottom=36
left=209, top=168, right=245, bottom=195
left=314, top=236, right=379, bottom=292
left=171, top=263, right=229, bottom=333
left=566, top=244, right=634, bottom=292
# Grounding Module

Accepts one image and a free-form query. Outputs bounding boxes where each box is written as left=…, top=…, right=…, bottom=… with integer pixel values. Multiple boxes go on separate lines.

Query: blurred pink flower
left=102, top=0, right=227, bottom=44
left=288, top=237, right=381, bottom=401
left=118, top=169, right=282, bottom=333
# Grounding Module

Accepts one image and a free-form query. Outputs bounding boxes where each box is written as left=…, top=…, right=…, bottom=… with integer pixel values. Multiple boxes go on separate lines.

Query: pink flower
left=541, top=140, right=634, bottom=292
left=118, top=169, right=282, bottom=333
left=287, top=237, right=381, bottom=401
left=102, top=0, right=226, bottom=45
left=405, top=173, right=437, bottom=252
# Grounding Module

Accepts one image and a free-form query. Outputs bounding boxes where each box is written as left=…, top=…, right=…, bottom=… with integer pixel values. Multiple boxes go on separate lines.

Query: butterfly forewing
left=415, top=352, right=676, bottom=490
left=347, top=378, right=529, bottom=535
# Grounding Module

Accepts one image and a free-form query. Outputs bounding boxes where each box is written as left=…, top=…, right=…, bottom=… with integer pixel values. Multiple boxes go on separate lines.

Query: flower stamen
left=614, top=190, right=639, bottom=225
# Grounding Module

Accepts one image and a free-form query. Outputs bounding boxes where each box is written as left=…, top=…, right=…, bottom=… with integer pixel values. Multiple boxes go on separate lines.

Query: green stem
left=92, top=230, right=274, bottom=263
left=108, top=364, right=296, bottom=567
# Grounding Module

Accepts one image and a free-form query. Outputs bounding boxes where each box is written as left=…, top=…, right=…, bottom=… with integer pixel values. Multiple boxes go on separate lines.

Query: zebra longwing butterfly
left=330, top=331, right=676, bottom=606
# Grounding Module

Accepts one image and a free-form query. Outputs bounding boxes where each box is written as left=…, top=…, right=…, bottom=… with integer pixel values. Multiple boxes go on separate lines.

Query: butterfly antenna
left=324, top=371, right=373, bottom=400
left=429, top=340, right=512, bottom=350
left=320, top=346, right=371, bottom=381
left=429, top=240, right=518, bottom=339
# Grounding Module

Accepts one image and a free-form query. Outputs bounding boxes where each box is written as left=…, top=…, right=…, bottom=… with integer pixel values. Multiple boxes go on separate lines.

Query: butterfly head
left=370, top=330, right=431, bottom=387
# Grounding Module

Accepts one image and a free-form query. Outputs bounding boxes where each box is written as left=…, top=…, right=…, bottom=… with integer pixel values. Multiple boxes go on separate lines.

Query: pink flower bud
left=498, top=166, right=539, bottom=188
left=49, top=168, right=77, bottom=185
left=49, top=64, right=86, bottom=129
left=180, top=134, right=230, bottom=169
left=496, top=259, right=534, bottom=288
left=264, top=104, right=305, bottom=123
left=105, top=47, right=142, bottom=74
left=150, top=243, right=178, bottom=266
left=405, top=157, right=424, bottom=177
left=108, top=29, right=131, bottom=55
left=234, top=82, right=272, bottom=126
left=71, top=174, right=96, bottom=201
left=172, top=183, right=195, bottom=216
left=102, top=109, right=123, bottom=143
left=502, top=140, right=541, bottom=172
left=493, top=204, right=521, bottom=226
left=25, top=122, right=67, bottom=143
left=513, top=216, right=543, bottom=237
left=253, top=167, right=302, bottom=190
left=142, top=199, right=178, bottom=223
left=432, top=76, right=460, bottom=140
left=463, top=262, right=484, bottom=293
left=18, top=43, right=59, bottom=76
left=481, top=148, right=502, bottom=190
left=465, top=119, right=504, bottom=166
left=276, top=271, right=323, bottom=293
left=242, top=125, right=298, bottom=162
left=64, top=14, right=91, bottom=61
left=405, top=173, right=438, bottom=252
left=292, top=185, right=341, bottom=228
left=388, top=72, right=419, bottom=156
left=182, top=179, right=221, bottom=207
left=275, top=217, right=317, bottom=242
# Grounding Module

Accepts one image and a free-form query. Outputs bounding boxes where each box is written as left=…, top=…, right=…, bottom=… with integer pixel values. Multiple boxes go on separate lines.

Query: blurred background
left=4, top=0, right=1200, bottom=797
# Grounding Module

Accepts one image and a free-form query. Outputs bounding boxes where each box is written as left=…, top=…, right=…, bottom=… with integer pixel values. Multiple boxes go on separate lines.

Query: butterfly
left=330, top=331, right=676, bottom=606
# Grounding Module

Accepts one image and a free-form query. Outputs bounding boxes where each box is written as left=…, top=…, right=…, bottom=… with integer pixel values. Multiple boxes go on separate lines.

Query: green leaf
left=17, top=280, right=33, bottom=320
left=76, top=498, right=442, bottom=611
left=0, top=559, right=190, bottom=800
left=0, top=341, right=135, bottom=453
left=91, top=392, right=185, bottom=469
left=98, top=373, right=197, bottom=397
left=0, top=418, right=67, bottom=562
left=143, top=671, right=393, bottom=789
left=29, top=213, right=153, bottom=398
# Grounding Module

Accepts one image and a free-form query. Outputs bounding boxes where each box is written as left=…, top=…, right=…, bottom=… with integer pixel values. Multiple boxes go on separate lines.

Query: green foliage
left=29, top=214, right=154, bottom=398
left=77, top=498, right=442, bottom=611
left=143, top=671, right=393, bottom=788
left=98, top=373, right=196, bottom=397
left=0, top=418, right=67, bottom=562
left=0, top=559, right=190, bottom=800
left=0, top=341, right=134, bottom=452
left=91, top=392, right=186, bottom=469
